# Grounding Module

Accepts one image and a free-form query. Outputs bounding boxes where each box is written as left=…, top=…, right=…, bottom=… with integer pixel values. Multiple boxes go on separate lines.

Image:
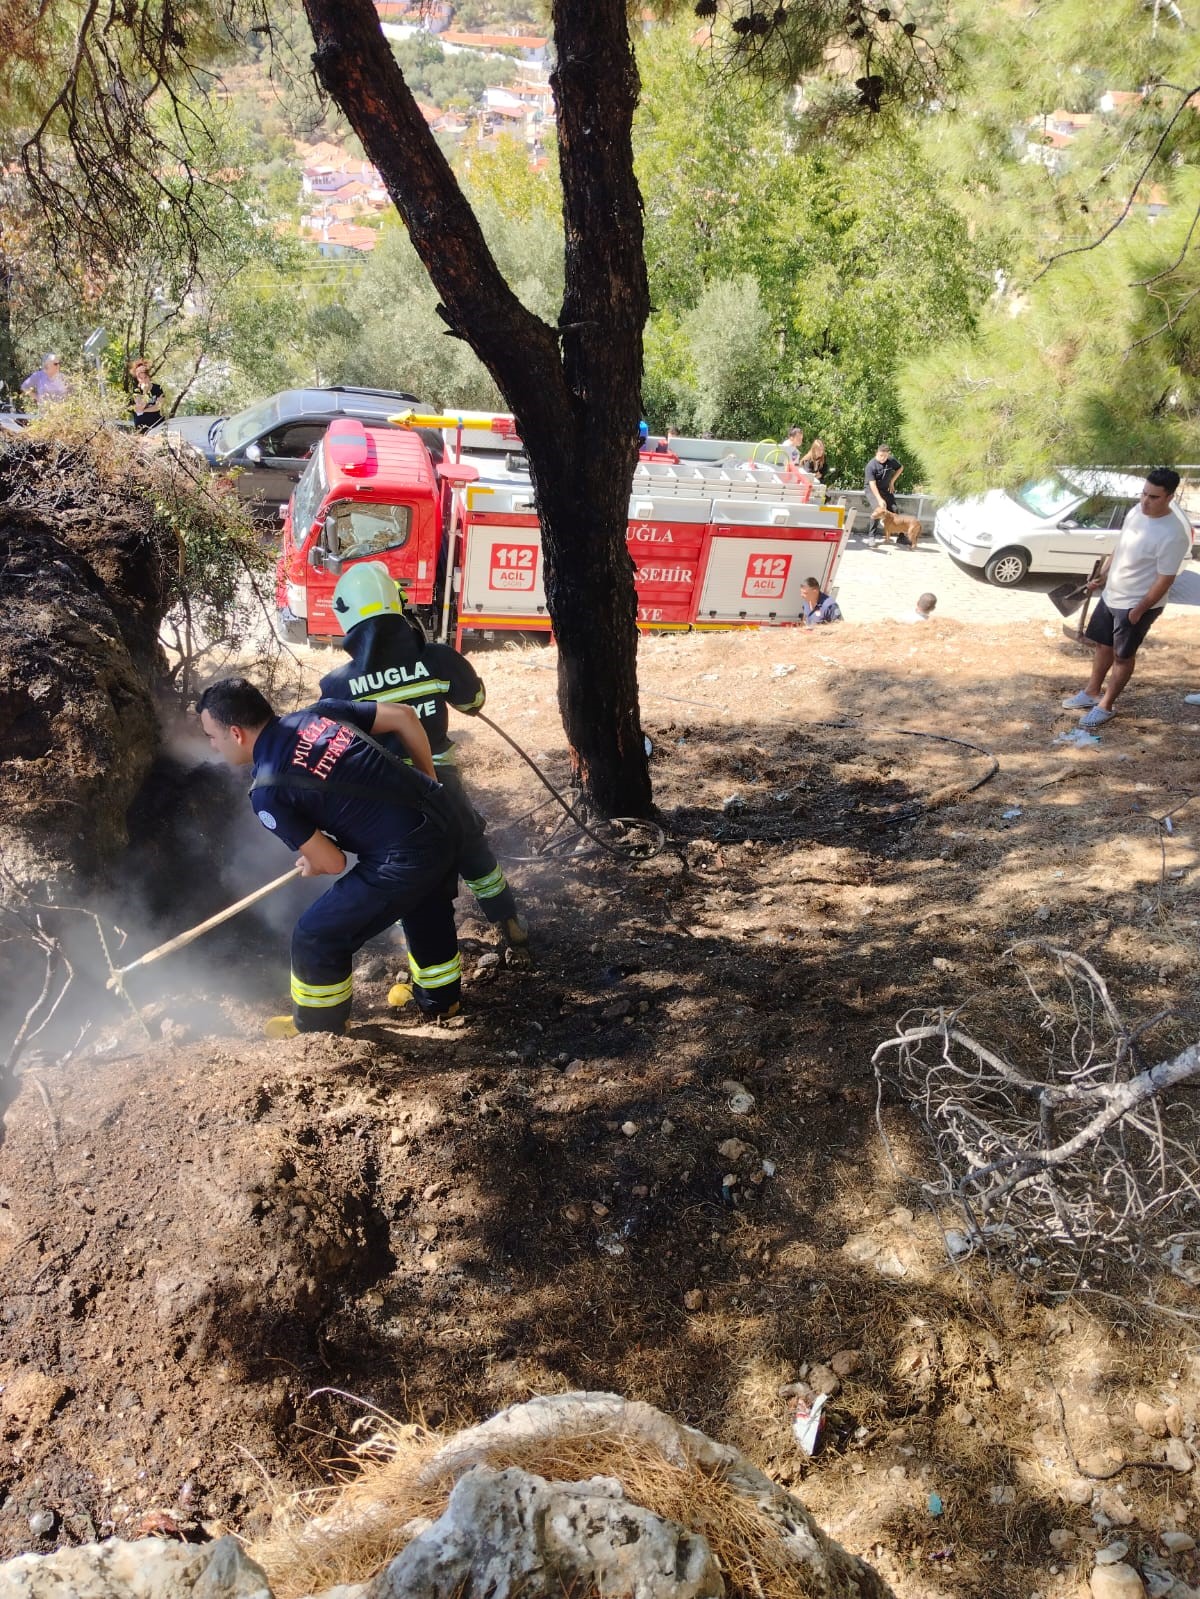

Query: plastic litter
left=728, top=1091, right=755, bottom=1115
left=1164, top=816, right=1175, bottom=836
left=927, top=1492, right=944, bottom=1517
left=792, top=1392, right=827, bottom=1456
left=771, top=663, right=797, bottom=679
left=1185, top=693, right=1200, bottom=706
left=1001, top=807, right=1023, bottom=820
left=1055, top=727, right=1101, bottom=747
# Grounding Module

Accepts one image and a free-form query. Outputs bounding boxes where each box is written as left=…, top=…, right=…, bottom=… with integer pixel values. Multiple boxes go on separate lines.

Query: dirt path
left=2, top=614, right=1200, bottom=1599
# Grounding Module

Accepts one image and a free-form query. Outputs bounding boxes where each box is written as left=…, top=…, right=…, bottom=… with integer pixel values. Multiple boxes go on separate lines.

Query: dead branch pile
left=873, top=943, right=1200, bottom=1288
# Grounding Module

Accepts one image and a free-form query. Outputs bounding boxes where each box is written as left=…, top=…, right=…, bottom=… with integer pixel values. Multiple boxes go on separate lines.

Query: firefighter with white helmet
left=321, top=563, right=530, bottom=958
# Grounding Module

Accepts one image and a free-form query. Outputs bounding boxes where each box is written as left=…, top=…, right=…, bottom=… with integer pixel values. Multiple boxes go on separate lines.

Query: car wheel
left=984, top=548, right=1029, bottom=586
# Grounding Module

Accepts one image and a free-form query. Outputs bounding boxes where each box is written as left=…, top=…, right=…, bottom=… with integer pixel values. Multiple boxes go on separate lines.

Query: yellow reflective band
left=360, top=602, right=384, bottom=616
left=467, top=866, right=506, bottom=899
left=407, top=952, right=462, bottom=988
left=290, top=974, right=353, bottom=1008
left=451, top=688, right=486, bottom=713
left=432, top=749, right=458, bottom=766
left=369, top=680, right=452, bottom=704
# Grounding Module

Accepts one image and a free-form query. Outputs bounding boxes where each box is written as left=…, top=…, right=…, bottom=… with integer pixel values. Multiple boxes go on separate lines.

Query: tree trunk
left=0, top=225, right=20, bottom=397
left=300, top=0, right=653, bottom=818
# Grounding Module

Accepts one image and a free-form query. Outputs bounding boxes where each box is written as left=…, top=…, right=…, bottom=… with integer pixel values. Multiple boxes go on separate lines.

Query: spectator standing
left=1062, top=468, right=1191, bottom=728
left=20, top=354, right=66, bottom=409
left=783, top=426, right=805, bottom=465
left=799, top=439, right=828, bottom=482
left=128, top=358, right=164, bottom=430
left=864, top=443, right=902, bottom=544
left=801, top=576, right=842, bottom=625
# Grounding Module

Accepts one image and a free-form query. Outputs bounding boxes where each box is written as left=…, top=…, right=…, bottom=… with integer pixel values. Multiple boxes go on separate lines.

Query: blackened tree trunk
left=301, top=0, right=652, bottom=819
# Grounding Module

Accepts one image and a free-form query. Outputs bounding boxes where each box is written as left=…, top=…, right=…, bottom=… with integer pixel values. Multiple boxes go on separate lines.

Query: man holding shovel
left=1062, top=468, right=1191, bottom=729
left=198, top=678, right=462, bottom=1038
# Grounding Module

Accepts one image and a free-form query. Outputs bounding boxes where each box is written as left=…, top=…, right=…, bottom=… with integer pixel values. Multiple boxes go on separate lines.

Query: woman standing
left=128, top=357, right=164, bottom=430
left=799, top=438, right=828, bottom=483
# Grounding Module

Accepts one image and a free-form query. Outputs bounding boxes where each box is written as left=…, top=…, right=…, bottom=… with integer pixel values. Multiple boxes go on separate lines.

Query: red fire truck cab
left=276, top=412, right=850, bottom=649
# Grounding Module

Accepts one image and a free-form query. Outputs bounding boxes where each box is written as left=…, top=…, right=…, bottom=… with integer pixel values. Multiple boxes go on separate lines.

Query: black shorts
left=1084, top=597, right=1163, bottom=661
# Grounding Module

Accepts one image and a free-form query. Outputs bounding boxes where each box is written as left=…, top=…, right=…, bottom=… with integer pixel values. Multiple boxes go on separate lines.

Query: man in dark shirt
left=864, top=443, right=903, bottom=544
left=320, top=563, right=529, bottom=957
left=197, top=677, right=462, bottom=1038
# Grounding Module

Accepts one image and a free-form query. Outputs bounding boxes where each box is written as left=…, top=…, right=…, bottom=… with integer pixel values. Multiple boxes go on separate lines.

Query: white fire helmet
left=331, top=562, right=406, bottom=634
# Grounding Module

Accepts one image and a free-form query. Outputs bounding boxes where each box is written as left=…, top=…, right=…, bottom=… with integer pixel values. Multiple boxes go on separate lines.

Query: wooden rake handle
left=106, top=865, right=304, bottom=987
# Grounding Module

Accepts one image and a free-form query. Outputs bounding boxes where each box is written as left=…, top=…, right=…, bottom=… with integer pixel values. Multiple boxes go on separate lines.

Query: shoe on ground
left=1079, top=704, right=1114, bottom=728
left=1062, top=690, right=1098, bottom=710
left=387, top=983, right=461, bottom=1025
left=264, top=1015, right=298, bottom=1039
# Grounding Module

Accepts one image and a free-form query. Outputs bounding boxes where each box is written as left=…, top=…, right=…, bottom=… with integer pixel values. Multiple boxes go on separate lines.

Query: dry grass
left=253, top=1415, right=825, bottom=1599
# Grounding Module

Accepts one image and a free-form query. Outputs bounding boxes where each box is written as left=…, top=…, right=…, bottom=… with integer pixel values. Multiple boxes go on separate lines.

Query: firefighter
left=197, top=677, right=463, bottom=1038
left=319, top=562, right=530, bottom=958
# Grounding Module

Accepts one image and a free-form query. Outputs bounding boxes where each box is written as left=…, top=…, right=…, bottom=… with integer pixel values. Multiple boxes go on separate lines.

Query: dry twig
left=873, top=944, right=1200, bottom=1287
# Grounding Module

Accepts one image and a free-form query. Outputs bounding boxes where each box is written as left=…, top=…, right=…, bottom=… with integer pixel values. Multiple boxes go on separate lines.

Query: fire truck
left=275, top=411, right=851, bottom=649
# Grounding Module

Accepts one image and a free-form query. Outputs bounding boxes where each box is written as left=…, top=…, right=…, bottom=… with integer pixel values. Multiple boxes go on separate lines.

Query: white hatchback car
left=933, top=468, right=1180, bottom=586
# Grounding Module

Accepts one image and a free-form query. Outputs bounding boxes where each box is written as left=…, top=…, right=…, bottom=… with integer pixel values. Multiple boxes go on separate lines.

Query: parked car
left=932, top=468, right=1198, bottom=586
left=166, top=386, right=438, bottom=513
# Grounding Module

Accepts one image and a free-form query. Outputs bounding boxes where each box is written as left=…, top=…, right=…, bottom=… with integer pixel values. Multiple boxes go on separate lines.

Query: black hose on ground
left=478, top=711, right=998, bottom=866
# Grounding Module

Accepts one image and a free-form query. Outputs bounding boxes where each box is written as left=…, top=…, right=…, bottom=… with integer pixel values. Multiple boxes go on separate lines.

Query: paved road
left=831, top=526, right=1200, bottom=626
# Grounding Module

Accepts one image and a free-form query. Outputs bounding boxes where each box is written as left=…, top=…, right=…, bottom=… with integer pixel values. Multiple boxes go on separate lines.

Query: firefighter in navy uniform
left=319, top=563, right=530, bottom=957
left=197, top=677, right=463, bottom=1038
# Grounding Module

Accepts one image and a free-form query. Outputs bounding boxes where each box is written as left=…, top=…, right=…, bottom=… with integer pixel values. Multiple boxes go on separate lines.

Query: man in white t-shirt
left=1062, top=468, right=1191, bottom=728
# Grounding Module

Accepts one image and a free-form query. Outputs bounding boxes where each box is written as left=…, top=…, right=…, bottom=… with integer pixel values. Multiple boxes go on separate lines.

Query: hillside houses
left=294, top=18, right=557, bottom=255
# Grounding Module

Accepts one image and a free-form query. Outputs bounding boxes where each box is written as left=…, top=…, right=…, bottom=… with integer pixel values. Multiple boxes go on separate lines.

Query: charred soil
left=3, top=615, right=1200, bottom=1599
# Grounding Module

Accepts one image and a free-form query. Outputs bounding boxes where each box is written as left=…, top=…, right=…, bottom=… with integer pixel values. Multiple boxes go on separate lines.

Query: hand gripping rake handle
left=105, top=865, right=303, bottom=990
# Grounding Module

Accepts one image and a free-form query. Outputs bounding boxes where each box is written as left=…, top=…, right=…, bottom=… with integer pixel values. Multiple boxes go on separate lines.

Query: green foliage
left=390, top=37, right=515, bottom=108
left=895, top=0, right=1200, bottom=492
left=303, top=189, right=564, bottom=409
left=635, top=23, right=990, bottom=480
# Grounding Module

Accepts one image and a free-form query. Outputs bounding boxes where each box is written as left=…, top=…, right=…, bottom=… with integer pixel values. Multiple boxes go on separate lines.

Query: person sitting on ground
left=798, top=438, right=828, bottom=482
left=801, top=576, right=842, bottom=625
left=913, top=592, right=937, bottom=621
left=20, top=353, right=66, bottom=409
left=1061, top=467, right=1191, bottom=729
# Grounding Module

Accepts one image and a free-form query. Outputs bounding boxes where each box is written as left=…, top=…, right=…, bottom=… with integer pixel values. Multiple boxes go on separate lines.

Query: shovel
left=1057, top=560, right=1104, bottom=642
left=105, top=865, right=303, bottom=993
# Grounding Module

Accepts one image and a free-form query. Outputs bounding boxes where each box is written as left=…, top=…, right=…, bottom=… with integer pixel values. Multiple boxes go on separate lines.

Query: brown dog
left=877, top=508, right=922, bottom=548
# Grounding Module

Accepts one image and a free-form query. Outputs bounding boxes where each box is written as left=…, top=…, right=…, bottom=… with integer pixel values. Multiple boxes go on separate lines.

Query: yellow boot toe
left=264, top=1015, right=299, bottom=1039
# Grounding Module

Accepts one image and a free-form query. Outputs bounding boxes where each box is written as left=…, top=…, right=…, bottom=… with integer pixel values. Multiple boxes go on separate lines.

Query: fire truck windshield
left=292, top=446, right=327, bottom=537
left=327, top=499, right=412, bottom=559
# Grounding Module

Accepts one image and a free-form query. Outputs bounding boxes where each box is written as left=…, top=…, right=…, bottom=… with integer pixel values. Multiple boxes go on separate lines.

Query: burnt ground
left=3, top=613, right=1200, bottom=1599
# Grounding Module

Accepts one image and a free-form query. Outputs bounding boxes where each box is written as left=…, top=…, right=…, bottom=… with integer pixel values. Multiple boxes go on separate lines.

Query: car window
left=1013, top=474, right=1078, bottom=519
left=259, top=422, right=327, bottom=460
left=217, top=395, right=284, bottom=455
left=1069, top=495, right=1128, bottom=529
left=327, top=500, right=412, bottom=559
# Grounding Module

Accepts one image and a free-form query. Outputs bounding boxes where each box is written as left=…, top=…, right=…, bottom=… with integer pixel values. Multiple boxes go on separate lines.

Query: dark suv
left=166, top=386, right=439, bottom=513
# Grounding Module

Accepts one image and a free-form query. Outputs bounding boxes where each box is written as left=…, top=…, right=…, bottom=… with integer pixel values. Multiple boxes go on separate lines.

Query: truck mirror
left=277, top=503, right=288, bottom=521
left=310, top=547, right=325, bottom=572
